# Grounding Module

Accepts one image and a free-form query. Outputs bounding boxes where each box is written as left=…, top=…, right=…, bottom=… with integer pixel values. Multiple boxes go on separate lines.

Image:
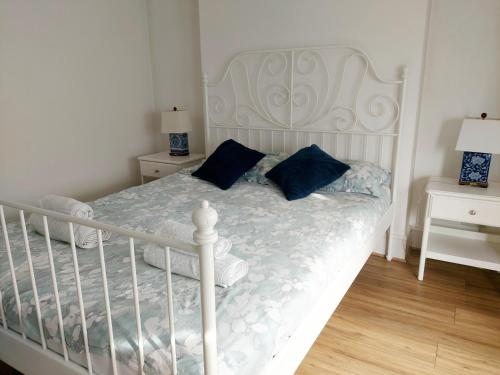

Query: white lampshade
left=456, top=118, right=500, bottom=154
left=161, top=109, right=192, bottom=134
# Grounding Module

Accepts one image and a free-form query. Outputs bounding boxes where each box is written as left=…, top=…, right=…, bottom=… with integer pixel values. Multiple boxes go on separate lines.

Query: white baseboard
left=372, top=235, right=386, bottom=256
left=372, top=233, right=407, bottom=260
left=390, top=232, right=408, bottom=260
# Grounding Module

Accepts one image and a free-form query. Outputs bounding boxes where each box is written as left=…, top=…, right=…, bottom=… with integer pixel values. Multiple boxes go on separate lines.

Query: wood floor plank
left=311, top=329, right=436, bottom=375
left=435, top=340, right=500, bottom=374
left=323, top=316, right=438, bottom=371
left=296, top=251, right=500, bottom=375
left=344, top=283, right=456, bottom=324
left=445, top=319, right=500, bottom=351
left=463, top=285, right=500, bottom=310
left=438, top=334, right=500, bottom=360
left=297, top=347, right=404, bottom=375
left=336, top=301, right=452, bottom=345
left=455, top=305, right=500, bottom=331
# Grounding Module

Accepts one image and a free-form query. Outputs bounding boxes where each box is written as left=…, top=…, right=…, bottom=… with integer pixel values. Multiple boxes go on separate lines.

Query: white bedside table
left=418, top=177, right=500, bottom=280
left=138, top=151, right=204, bottom=184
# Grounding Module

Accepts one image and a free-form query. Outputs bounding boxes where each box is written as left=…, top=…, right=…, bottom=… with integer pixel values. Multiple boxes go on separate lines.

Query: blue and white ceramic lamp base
left=459, top=151, right=491, bottom=188
left=169, top=133, right=189, bottom=156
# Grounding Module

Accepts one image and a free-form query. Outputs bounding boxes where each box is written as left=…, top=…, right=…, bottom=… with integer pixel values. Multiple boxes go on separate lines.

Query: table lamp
left=456, top=113, right=500, bottom=187
left=161, top=107, right=192, bottom=156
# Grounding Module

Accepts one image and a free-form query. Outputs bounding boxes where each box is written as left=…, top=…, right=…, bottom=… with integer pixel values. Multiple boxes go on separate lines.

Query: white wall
left=409, top=0, right=500, bottom=236
left=146, top=0, right=204, bottom=153
left=198, top=0, right=431, bottom=259
left=0, top=0, right=156, bottom=217
left=3, top=0, right=495, bottom=253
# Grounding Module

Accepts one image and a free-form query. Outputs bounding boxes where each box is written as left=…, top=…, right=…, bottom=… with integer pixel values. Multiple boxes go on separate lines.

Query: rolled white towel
left=28, top=195, right=111, bottom=249
left=144, top=245, right=248, bottom=287
left=151, top=219, right=232, bottom=259
left=39, top=195, right=94, bottom=218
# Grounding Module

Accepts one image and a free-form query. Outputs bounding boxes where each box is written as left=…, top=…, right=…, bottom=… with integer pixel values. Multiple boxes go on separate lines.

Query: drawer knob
left=155, top=169, right=160, bottom=173
left=468, top=209, right=476, bottom=216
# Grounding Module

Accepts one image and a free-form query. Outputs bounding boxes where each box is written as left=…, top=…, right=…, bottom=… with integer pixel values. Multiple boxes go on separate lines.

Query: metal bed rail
left=0, top=199, right=219, bottom=375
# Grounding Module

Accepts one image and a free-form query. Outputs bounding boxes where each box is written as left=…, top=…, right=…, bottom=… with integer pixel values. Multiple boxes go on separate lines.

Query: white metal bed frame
left=0, top=44, right=407, bottom=375
left=0, top=200, right=219, bottom=375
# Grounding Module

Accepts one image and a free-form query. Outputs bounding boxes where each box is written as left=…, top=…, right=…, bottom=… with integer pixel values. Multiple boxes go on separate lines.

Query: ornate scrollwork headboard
left=202, top=44, right=407, bottom=177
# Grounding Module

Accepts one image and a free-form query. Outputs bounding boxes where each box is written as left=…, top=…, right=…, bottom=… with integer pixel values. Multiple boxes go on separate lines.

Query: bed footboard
left=0, top=199, right=219, bottom=375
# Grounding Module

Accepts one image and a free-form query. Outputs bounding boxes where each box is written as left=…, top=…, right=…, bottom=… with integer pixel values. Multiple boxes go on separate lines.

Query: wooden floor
left=296, top=249, right=500, bottom=375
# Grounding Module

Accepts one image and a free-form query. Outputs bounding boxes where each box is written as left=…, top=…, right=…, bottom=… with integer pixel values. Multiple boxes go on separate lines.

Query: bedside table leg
left=141, top=175, right=144, bottom=185
left=418, top=216, right=431, bottom=281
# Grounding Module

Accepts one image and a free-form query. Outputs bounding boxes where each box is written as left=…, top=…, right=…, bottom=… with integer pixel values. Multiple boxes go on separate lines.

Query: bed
left=0, top=44, right=408, bottom=375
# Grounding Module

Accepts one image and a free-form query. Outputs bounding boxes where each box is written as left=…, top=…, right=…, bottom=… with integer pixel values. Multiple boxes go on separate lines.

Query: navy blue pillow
left=192, top=139, right=265, bottom=190
left=265, top=144, right=350, bottom=200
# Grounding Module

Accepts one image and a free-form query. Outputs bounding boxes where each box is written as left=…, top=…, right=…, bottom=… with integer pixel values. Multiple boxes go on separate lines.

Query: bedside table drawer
left=431, top=195, right=500, bottom=226
left=140, top=161, right=179, bottom=178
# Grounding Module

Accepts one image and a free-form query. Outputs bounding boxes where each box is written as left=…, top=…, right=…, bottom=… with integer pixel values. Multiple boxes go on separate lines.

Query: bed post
left=192, top=200, right=218, bottom=375
left=386, top=65, right=408, bottom=261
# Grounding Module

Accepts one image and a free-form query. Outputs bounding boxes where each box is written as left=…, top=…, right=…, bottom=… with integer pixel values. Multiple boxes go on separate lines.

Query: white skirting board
left=388, top=232, right=407, bottom=260
left=372, top=232, right=407, bottom=260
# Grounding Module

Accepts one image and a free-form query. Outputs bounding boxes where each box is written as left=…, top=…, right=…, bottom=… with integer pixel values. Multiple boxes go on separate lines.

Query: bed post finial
left=192, top=200, right=218, bottom=375
left=193, top=200, right=218, bottom=236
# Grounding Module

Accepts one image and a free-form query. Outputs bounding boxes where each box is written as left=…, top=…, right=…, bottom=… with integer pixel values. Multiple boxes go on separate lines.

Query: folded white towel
left=144, top=245, right=248, bottom=287
left=28, top=195, right=111, bottom=249
left=151, top=220, right=232, bottom=259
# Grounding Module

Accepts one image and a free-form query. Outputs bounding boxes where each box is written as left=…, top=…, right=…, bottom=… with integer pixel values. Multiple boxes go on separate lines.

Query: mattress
left=0, top=170, right=390, bottom=375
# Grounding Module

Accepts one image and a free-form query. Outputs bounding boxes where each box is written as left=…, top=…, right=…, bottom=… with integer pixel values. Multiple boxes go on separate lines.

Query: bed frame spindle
left=43, top=215, right=69, bottom=361
left=19, top=210, right=46, bottom=350
left=97, top=229, right=117, bottom=375
left=164, top=246, right=178, bottom=374
left=68, top=221, right=92, bottom=373
left=0, top=206, right=25, bottom=339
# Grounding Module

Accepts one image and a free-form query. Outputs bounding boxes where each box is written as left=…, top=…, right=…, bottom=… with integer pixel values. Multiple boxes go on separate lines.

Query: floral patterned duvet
left=0, top=171, right=390, bottom=375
